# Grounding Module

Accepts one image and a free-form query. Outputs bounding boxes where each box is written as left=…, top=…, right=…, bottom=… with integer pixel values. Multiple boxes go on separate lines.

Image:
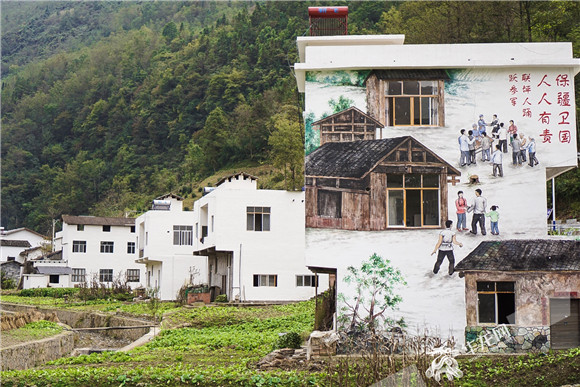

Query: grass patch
left=2, top=320, right=63, bottom=346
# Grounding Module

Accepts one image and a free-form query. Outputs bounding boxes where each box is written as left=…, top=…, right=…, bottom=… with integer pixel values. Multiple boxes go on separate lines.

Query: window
left=7, top=257, right=15, bottom=262
left=126, top=269, right=140, bottom=282
left=100, top=241, right=114, bottom=253
left=77, top=224, right=84, bottom=231
left=253, top=274, right=277, bottom=287
left=99, top=269, right=113, bottom=282
left=72, top=268, right=86, bottom=283
left=247, top=207, right=271, bottom=231
left=385, top=80, right=441, bottom=126
left=386, top=174, right=440, bottom=228
left=49, top=275, right=60, bottom=284
left=211, top=216, right=214, bottom=232
left=173, top=225, right=193, bottom=245
left=196, top=223, right=199, bottom=239
left=103, top=225, right=111, bottom=232
left=72, top=240, right=87, bottom=253
left=477, top=281, right=515, bottom=325
left=296, top=275, right=318, bottom=287
left=317, top=190, right=342, bottom=218
left=127, top=242, right=136, bottom=254
left=130, top=226, right=135, bottom=233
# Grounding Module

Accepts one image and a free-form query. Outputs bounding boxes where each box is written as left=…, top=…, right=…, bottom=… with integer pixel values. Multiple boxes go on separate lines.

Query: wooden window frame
left=386, top=174, right=440, bottom=228
left=384, top=80, right=445, bottom=127
left=476, top=281, right=516, bottom=326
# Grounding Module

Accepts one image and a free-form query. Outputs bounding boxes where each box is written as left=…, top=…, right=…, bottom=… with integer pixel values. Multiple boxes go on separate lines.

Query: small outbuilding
left=305, top=136, right=460, bottom=231
left=455, top=240, right=580, bottom=352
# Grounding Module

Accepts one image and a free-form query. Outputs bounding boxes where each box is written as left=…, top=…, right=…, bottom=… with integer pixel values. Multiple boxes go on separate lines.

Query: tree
left=162, top=21, right=178, bottom=43
left=268, top=107, right=304, bottom=191
left=338, top=253, right=406, bottom=333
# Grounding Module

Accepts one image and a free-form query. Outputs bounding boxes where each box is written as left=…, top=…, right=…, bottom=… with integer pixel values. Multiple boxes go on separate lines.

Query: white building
left=55, top=215, right=144, bottom=288
left=135, top=194, right=207, bottom=301
left=0, top=227, right=47, bottom=263
left=192, top=172, right=328, bottom=302
left=21, top=251, right=72, bottom=289
left=296, top=35, right=579, bottom=342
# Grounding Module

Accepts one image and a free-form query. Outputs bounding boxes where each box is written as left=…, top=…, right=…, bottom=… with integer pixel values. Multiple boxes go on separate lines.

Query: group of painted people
left=431, top=188, right=500, bottom=276
left=458, top=114, right=540, bottom=177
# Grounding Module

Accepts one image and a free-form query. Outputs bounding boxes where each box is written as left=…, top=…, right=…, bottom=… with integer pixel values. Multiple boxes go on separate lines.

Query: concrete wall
left=1, top=303, right=151, bottom=341
left=1, top=329, right=75, bottom=371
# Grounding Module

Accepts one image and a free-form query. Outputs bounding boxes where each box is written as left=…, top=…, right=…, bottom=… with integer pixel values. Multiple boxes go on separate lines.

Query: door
left=550, top=298, right=580, bottom=349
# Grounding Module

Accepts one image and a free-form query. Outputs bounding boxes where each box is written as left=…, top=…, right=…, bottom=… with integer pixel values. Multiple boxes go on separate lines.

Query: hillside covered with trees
left=2, top=1, right=579, bottom=235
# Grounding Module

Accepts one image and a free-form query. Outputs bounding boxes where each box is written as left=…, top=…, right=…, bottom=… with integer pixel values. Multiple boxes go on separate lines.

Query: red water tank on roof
left=308, top=6, right=348, bottom=18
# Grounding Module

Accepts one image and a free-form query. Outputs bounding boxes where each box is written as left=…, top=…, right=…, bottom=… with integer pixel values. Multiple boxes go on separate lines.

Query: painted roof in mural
left=312, top=106, right=383, bottom=127
left=62, top=215, right=135, bottom=226
left=369, top=69, right=451, bottom=81
left=455, top=240, right=580, bottom=272
left=305, top=136, right=460, bottom=178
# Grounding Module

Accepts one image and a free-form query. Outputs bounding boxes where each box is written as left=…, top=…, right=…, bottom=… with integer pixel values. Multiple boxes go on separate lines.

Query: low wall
left=1, top=329, right=76, bottom=371
left=465, top=325, right=550, bottom=353
left=0, top=303, right=151, bottom=341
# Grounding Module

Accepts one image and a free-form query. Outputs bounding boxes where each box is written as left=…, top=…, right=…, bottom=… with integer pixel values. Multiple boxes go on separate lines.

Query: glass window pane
left=430, top=98, right=438, bottom=125
left=304, top=276, right=311, bottom=286
left=420, top=81, right=437, bottom=95
left=255, top=214, right=263, bottom=231
left=422, top=190, right=439, bottom=226
left=405, top=174, right=421, bottom=188
left=477, top=282, right=495, bottom=292
left=297, top=276, right=303, bottom=286
left=269, top=275, right=276, bottom=286
left=247, top=214, right=254, bottom=231
left=478, top=293, right=496, bottom=323
left=413, top=97, right=420, bottom=125
left=405, top=190, right=422, bottom=227
left=497, top=293, right=516, bottom=324
left=388, top=190, right=404, bottom=226
left=394, top=98, right=411, bottom=125
left=387, top=174, right=403, bottom=188
left=263, top=214, right=270, bottom=231
left=403, top=81, right=419, bottom=95
left=387, top=81, right=402, bottom=95
left=423, top=174, right=439, bottom=188
left=497, top=282, right=515, bottom=292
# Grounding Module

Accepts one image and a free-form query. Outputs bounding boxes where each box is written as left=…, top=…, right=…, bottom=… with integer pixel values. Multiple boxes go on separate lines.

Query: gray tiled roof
left=455, top=240, right=580, bottom=272
left=0, top=240, right=32, bottom=248
left=62, top=215, right=135, bottom=226
left=305, top=137, right=407, bottom=178
left=36, top=266, right=73, bottom=275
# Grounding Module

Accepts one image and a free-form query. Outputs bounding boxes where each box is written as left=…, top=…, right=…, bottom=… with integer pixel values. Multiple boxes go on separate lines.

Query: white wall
left=56, top=219, right=145, bottom=288
left=193, top=176, right=329, bottom=302
left=22, top=274, right=70, bottom=289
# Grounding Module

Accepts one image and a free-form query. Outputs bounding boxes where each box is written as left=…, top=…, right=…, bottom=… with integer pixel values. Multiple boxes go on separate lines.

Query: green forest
left=2, top=1, right=579, bottom=235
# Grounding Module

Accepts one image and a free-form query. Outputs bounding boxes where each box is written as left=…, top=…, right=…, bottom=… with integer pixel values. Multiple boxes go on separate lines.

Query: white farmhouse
left=21, top=251, right=72, bottom=289
left=192, top=172, right=328, bottom=302
left=135, top=194, right=207, bottom=301
left=55, top=215, right=144, bottom=288
left=0, top=227, right=47, bottom=263
left=296, top=35, right=579, bottom=345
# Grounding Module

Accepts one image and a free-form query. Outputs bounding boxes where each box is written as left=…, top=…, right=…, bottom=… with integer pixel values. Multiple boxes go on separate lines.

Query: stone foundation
left=1, top=329, right=76, bottom=370
left=465, top=325, right=550, bottom=353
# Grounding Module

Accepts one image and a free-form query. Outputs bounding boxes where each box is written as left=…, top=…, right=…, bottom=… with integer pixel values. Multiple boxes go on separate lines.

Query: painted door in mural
left=550, top=298, right=580, bottom=349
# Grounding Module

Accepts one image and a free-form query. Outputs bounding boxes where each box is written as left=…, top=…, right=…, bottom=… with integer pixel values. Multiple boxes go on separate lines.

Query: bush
left=214, top=294, right=228, bottom=303
left=1, top=271, right=16, bottom=289
left=19, top=288, right=79, bottom=298
left=273, top=332, right=302, bottom=350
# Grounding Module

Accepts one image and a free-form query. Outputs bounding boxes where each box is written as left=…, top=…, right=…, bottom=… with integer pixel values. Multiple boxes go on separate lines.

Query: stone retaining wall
left=1, top=329, right=76, bottom=371
left=465, top=325, right=550, bottom=353
left=1, top=303, right=151, bottom=341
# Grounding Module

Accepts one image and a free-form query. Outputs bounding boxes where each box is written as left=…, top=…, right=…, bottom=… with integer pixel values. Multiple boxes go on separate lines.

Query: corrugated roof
left=368, top=69, right=451, bottom=81
left=62, top=215, right=135, bottom=226
left=306, top=137, right=407, bottom=178
left=0, top=240, right=32, bottom=248
left=36, top=266, right=73, bottom=275
left=455, top=240, right=580, bottom=272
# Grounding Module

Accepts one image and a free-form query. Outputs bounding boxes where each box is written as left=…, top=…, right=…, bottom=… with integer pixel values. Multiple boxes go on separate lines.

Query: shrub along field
left=1, top=297, right=579, bottom=386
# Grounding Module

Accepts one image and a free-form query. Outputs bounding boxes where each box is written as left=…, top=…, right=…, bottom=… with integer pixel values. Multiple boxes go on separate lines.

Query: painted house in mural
left=455, top=240, right=580, bottom=351
left=296, top=34, right=579, bottom=344
left=305, top=136, right=460, bottom=230
left=312, top=107, right=383, bottom=146
left=135, top=194, right=207, bottom=301
left=192, top=172, right=328, bottom=302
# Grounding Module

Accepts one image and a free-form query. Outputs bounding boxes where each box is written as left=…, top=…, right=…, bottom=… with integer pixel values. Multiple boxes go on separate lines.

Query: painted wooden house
left=305, top=136, right=460, bottom=231
left=312, top=106, right=383, bottom=146
left=455, top=240, right=580, bottom=352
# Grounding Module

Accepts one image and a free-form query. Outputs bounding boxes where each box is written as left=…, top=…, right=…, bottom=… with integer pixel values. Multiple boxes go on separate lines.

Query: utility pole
left=552, top=177, right=556, bottom=231
left=52, top=219, right=56, bottom=252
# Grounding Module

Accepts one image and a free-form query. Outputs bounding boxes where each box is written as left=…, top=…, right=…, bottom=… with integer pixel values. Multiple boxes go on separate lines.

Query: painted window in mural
left=385, top=81, right=441, bottom=126
left=386, top=174, right=440, bottom=227
left=477, top=281, right=515, bottom=325
left=317, top=190, right=342, bottom=218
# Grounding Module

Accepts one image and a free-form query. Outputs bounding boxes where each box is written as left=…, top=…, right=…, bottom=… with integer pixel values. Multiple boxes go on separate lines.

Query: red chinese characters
left=539, top=129, right=553, bottom=143
left=559, top=130, right=571, bottom=144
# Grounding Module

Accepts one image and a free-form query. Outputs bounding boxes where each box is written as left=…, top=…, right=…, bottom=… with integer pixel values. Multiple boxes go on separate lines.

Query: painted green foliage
left=338, top=253, right=407, bottom=333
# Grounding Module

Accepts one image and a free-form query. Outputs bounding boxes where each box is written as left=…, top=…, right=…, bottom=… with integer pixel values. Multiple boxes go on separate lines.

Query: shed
left=311, top=107, right=383, bottom=146
left=455, top=240, right=580, bottom=352
left=305, top=136, right=460, bottom=230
